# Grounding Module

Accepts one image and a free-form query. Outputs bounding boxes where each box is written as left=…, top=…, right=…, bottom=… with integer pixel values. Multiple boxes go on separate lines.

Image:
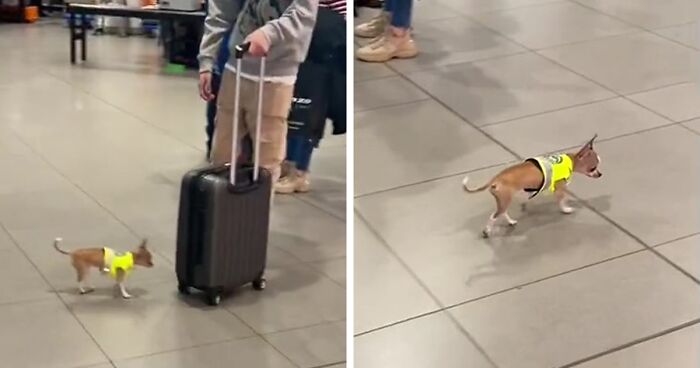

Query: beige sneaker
left=356, top=33, right=418, bottom=63
left=275, top=171, right=311, bottom=194
left=355, top=12, right=389, bottom=38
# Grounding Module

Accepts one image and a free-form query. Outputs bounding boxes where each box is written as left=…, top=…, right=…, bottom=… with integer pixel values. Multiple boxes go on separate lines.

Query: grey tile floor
left=354, top=1, right=700, bottom=367
left=0, top=19, right=345, bottom=368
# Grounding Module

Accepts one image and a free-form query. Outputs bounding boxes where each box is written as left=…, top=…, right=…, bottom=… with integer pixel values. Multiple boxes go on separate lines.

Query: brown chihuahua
left=53, top=237, right=154, bottom=298
left=463, top=135, right=602, bottom=238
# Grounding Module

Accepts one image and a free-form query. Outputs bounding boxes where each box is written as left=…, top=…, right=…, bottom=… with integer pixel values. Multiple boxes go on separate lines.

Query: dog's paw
left=560, top=206, right=574, bottom=214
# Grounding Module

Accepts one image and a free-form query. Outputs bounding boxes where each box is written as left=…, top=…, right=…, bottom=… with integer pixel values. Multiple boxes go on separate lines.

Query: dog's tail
left=53, top=238, right=70, bottom=255
left=462, top=176, right=493, bottom=193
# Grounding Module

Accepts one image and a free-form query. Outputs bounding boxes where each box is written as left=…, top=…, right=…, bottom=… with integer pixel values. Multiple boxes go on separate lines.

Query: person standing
left=198, top=0, right=319, bottom=186
left=276, top=0, right=346, bottom=194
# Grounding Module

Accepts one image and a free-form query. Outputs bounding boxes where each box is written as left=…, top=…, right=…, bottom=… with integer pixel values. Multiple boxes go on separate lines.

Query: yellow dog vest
left=526, top=154, right=573, bottom=198
left=103, top=247, right=134, bottom=278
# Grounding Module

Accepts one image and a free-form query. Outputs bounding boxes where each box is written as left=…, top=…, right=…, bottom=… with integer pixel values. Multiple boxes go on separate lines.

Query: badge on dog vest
left=526, top=154, right=573, bottom=198
left=103, top=247, right=134, bottom=278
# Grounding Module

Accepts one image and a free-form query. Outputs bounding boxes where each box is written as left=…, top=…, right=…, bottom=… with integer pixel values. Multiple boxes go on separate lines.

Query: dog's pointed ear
left=138, top=238, right=148, bottom=250
left=587, top=134, right=598, bottom=148
left=576, top=134, right=598, bottom=158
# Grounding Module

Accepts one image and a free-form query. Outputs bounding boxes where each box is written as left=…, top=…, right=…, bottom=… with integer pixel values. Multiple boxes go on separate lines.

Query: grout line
left=381, top=48, right=532, bottom=75
left=569, top=194, right=700, bottom=286
left=569, top=0, right=700, bottom=51
left=261, top=319, right=347, bottom=336
left=0, top=292, right=56, bottom=308
left=529, top=28, right=646, bottom=51
left=439, top=249, right=648, bottom=310
left=303, top=258, right=347, bottom=290
left=354, top=227, right=700, bottom=342
left=370, top=16, right=687, bottom=80
left=354, top=96, right=433, bottom=114
left=42, top=70, right=204, bottom=154
left=292, top=193, right=347, bottom=222
left=354, top=247, right=647, bottom=338
left=354, top=308, right=442, bottom=338
left=560, top=318, right=700, bottom=367
left=354, top=74, right=401, bottom=84
left=464, top=11, right=685, bottom=127
left=477, top=95, right=620, bottom=128
left=463, top=0, right=566, bottom=15
left=216, top=268, right=344, bottom=368
left=355, top=160, right=515, bottom=199
left=354, top=212, right=500, bottom=368
left=73, top=362, right=117, bottom=368
left=309, top=361, right=346, bottom=368
left=113, top=335, right=258, bottom=365
left=651, top=231, right=700, bottom=248
left=220, top=309, right=304, bottom=368
left=478, top=77, right=696, bottom=129
left=0, top=222, right=115, bottom=366
left=678, top=122, right=700, bottom=135
left=649, top=27, right=700, bottom=51
left=531, top=121, right=684, bottom=156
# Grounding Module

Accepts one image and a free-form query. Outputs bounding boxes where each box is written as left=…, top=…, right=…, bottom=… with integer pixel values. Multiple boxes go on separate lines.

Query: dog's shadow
left=57, top=286, right=152, bottom=313
left=463, top=195, right=613, bottom=286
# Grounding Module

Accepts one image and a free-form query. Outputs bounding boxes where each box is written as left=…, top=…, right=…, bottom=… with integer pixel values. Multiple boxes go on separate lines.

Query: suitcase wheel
left=177, top=283, right=191, bottom=295
left=252, top=276, right=266, bottom=291
left=206, top=289, right=222, bottom=306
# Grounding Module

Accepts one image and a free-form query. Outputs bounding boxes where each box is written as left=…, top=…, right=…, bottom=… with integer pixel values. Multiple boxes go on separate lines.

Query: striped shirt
left=320, top=0, right=346, bottom=18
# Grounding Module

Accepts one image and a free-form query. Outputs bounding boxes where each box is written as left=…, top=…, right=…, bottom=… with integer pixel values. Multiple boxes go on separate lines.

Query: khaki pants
left=211, top=69, right=293, bottom=185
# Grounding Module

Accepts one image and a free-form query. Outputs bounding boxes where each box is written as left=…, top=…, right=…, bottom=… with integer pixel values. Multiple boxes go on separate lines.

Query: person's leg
left=389, top=0, right=411, bottom=29
left=294, top=137, right=314, bottom=172
left=285, top=134, right=303, bottom=168
left=210, top=70, right=247, bottom=166
left=354, top=0, right=393, bottom=38
left=243, top=79, right=293, bottom=188
left=384, top=0, right=394, bottom=12
left=357, top=0, right=418, bottom=62
left=291, top=138, right=314, bottom=193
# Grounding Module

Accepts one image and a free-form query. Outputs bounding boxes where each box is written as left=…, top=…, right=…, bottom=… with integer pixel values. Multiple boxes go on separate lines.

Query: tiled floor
left=354, top=1, right=700, bottom=367
left=0, top=19, right=345, bottom=368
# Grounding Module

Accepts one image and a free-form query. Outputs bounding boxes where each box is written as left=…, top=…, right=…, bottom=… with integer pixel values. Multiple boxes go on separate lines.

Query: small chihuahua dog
left=463, top=134, right=602, bottom=238
left=53, top=237, right=154, bottom=298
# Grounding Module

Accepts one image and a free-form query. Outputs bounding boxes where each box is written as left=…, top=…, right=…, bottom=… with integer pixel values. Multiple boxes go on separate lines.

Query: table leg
left=70, top=12, right=76, bottom=64
left=81, top=14, right=87, bottom=61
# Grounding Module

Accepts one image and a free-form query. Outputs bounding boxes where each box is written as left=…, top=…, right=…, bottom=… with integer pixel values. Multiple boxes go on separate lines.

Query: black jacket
left=288, top=7, right=346, bottom=140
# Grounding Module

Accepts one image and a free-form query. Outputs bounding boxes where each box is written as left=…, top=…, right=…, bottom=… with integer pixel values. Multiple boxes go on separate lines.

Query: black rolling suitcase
left=176, top=44, right=270, bottom=306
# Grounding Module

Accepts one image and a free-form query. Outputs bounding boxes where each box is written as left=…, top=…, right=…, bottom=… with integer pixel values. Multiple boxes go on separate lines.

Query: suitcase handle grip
left=234, top=43, right=250, bottom=59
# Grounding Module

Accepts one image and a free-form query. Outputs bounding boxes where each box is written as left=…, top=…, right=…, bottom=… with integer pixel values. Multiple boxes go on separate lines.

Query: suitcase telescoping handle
left=230, top=42, right=266, bottom=186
